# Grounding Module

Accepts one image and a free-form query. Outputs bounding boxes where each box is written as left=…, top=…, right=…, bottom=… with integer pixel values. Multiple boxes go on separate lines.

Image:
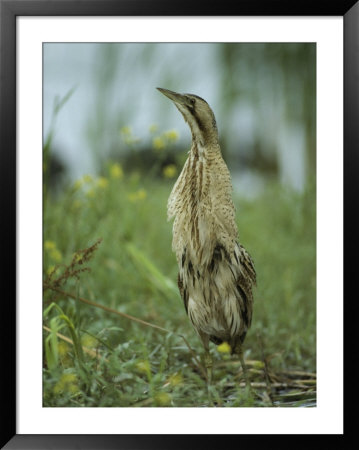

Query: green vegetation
left=43, top=159, right=316, bottom=407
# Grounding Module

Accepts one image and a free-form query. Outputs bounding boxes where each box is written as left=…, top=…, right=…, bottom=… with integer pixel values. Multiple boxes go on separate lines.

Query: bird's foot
left=238, top=351, right=253, bottom=391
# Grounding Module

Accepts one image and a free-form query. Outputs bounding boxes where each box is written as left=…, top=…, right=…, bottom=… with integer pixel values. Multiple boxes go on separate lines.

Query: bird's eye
left=187, top=98, right=195, bottom=109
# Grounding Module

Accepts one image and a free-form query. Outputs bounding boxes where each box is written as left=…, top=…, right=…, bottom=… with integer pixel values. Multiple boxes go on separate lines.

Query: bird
left=157, top=87, right=256, bottom=385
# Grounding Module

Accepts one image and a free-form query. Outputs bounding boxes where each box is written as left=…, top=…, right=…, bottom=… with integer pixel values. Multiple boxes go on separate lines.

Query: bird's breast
left=168, top=146, right=238, bottom=266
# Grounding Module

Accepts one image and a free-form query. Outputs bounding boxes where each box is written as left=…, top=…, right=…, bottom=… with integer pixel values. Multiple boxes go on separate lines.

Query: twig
left=215, top=359, right=264, bottom=368
left=291, top=379, right=316, bottom=386
left=133, top=398, right=154, bottom=407
left=44, top=285, right=170, bottom=333
left=277, top=370, right=316, bottom=378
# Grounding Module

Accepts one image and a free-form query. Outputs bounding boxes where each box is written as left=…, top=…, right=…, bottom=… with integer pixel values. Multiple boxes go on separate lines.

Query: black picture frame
left=1, top=1, right=357, bottom=448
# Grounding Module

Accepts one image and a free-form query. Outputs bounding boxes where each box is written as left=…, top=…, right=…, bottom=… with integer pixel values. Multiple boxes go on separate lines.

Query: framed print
left=1, top=0, right=357, bottom=448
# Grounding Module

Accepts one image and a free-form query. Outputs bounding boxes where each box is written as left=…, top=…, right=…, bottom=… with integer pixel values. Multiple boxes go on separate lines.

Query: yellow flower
left=58, top=341, right=70, bottom=357
left=73, top=179, right=83, bottom=190
left=149, top=124, right=158, bottom=134
left=163, top=164, right=177, bottom=179
left=152, top=137, right=165, bottom=150
left=217, top=342, right=231, bottom=354
left=63, top=373, right=77, bottom=383
left=44, top=241, right=62, bottom=262
left=120, top=126, right=132, bottom=136
left=137, top=189, right=147, bottom=200
left=164, top=129, right=179, bottom=142
left=82, top=174, right=93, bottom=184
left=109, top=163, right=123, bottom=179
left=44, top=240, right=56, bottom=250
left=53, top=373, right=79, bottom=395
left=128, top=189, right=147, bottom=202
left=154, top=392, right=172, bottom=406
left=252, top=360, right=265, bottom=369
left=58, top=342, right=72, bottom=367
left=81, top=335, right=97, bottom=349
left=86, top=188, right=95, bottom=198
left=136, top=360, right=151, bottom=375
left=46, top=265, right=56, bottom=276
left=96, top=176, right=109, bottom=189
left=120, top=127, right=140, bottom=146
left=167, top=372, right=183, bottom=387
left=67, top=383, right=80, bottom=394
left=50, top=248, right=62, bottom=263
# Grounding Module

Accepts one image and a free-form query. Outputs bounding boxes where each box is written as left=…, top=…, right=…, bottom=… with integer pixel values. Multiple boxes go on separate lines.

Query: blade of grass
left=125, top=243, right=179, bottom=300
left=44, top=302, right=85, bottom=367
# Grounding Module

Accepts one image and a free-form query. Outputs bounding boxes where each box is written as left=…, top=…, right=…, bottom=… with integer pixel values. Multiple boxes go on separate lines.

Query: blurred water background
left=43, top=43, right=316, bottom=196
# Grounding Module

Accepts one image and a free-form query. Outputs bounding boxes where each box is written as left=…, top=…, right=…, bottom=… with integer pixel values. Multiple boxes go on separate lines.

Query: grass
left=43, top=159, right=316, bottom=407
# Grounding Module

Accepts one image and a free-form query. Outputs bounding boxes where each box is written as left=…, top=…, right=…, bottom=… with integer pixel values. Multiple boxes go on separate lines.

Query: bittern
left=157, top=87, right=256, bottom=385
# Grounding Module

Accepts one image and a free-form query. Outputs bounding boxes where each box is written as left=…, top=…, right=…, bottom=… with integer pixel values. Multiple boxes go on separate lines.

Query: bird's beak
left=157, top=87, right=192, bottom=108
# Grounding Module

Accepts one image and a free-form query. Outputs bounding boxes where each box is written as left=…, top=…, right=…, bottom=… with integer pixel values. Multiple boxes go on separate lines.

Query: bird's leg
left=199, top=332, right=216, bottom=405
left=234, top=341, right=251, bottom=389
left=203, top=350, right=213, bottom=386
left=199, top=332, right=213, bottom=385
left=238, top=350, right=251, bottom=390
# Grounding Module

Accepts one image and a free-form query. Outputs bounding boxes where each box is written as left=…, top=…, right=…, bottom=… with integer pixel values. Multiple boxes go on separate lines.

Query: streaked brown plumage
left=157, top=87, right=256, bottom=383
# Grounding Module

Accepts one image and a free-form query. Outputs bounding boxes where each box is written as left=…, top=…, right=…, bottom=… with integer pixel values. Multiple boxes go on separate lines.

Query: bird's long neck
left=189, top=121, right=220, bottom=150
left=188, top=140, right=220, bottom=199
left=191, top=136, right=220, bottom=155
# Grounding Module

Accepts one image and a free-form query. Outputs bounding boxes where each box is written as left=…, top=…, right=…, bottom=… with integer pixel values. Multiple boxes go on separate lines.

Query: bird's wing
left=233, top=243, right=256, bottom=329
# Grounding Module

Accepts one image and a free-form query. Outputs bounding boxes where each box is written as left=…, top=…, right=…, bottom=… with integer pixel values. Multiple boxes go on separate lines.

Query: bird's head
left=157, top=87, right=219, bottom=147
